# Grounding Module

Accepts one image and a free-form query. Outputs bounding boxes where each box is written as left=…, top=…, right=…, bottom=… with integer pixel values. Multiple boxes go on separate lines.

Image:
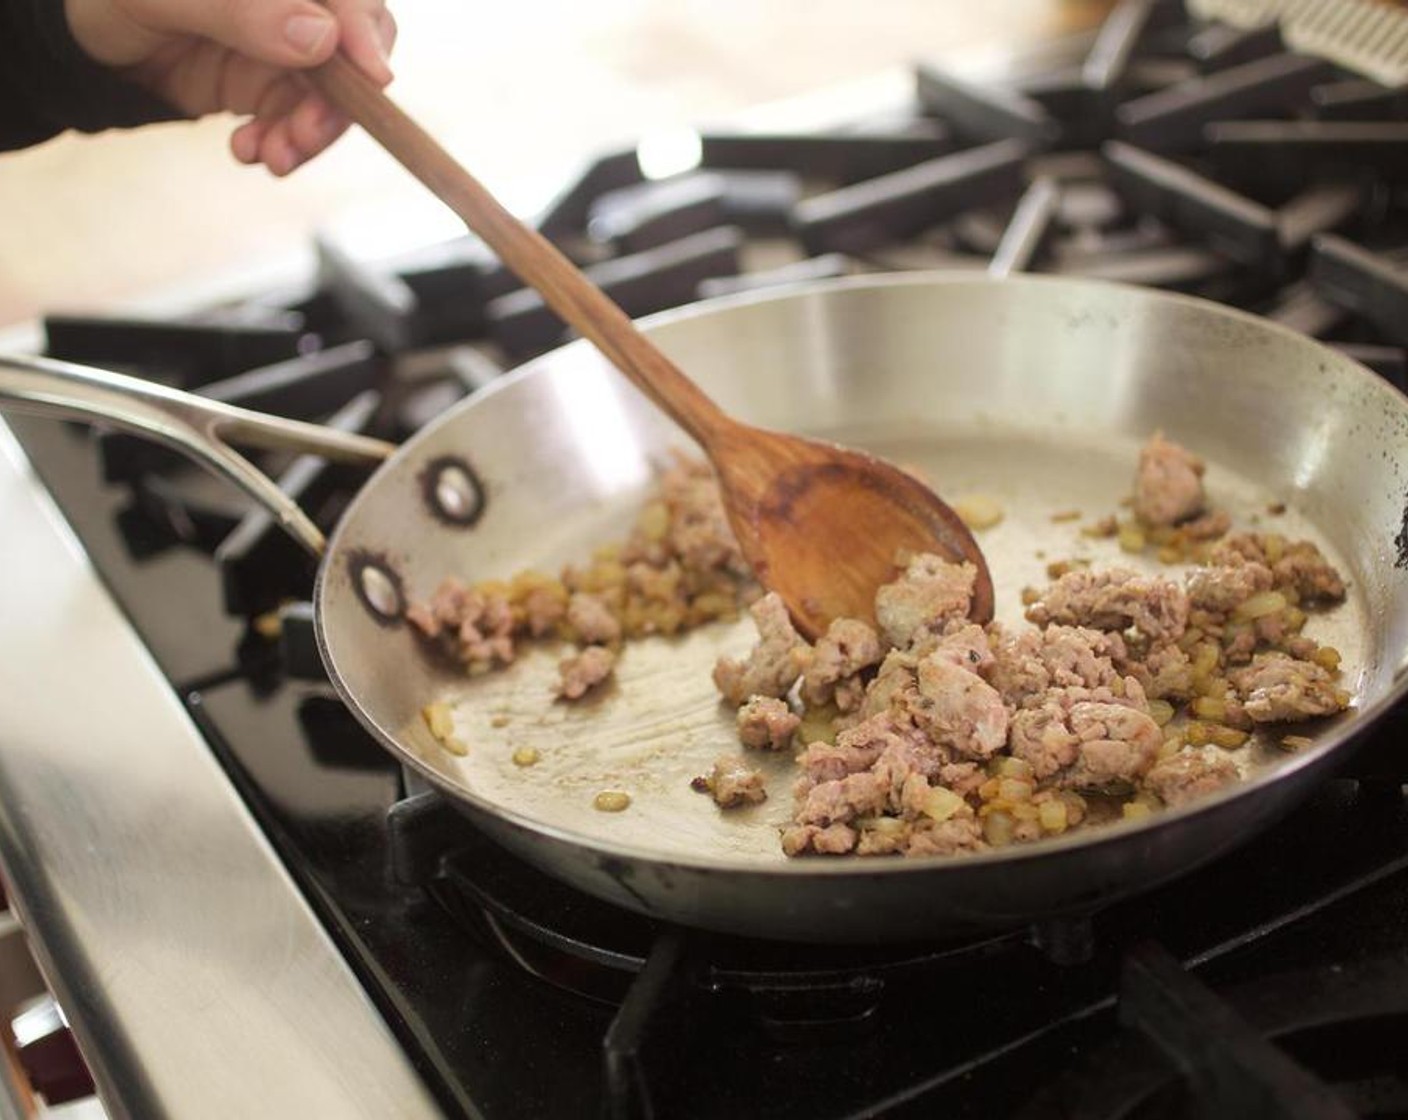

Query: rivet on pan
left=422, top=456, right=486, bottom=527
left=347, top=551, right=406, bottom=626
left=361, top=566, right=400, bottom=618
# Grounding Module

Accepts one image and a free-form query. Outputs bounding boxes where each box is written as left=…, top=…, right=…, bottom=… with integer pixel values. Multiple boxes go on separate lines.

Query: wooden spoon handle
left=307, top=53, right=729, bottom=446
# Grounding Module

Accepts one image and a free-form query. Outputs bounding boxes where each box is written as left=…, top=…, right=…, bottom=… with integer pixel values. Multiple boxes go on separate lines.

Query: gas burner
left=425, top=808, right=1024, bottom=1007
left=387, top=791, right=1034, bottom=1000
left=1021, top=944, right=1408, bottom=1119
left=396, top=773, right=1408, bottom=1118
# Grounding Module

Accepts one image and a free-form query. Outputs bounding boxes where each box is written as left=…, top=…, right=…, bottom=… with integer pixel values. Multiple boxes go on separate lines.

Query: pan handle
left=0, top=353, right=396, bottom=557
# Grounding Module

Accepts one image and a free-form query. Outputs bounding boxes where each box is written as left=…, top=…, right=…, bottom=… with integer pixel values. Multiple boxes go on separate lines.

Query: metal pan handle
left=0, top=353, right=395, bottom=556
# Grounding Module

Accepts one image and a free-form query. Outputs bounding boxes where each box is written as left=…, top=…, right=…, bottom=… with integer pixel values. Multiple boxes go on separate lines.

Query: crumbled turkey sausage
left=903, top=814, right=986, bottom=857
left=1123, top=641, right=1195, bottom=701
left=1026, top=567, right=1189, bottom=645
left=556, top=645, right=617, bottom=700
left=696, top=755, right=768, bottom=808
left=922, top=622, right=995, bottom=670
left=1134, top=431, right=1206, bottom=526
left=655, top=456, right=750, bottom=576
left=1274, top=543, right=1348, bottom=604
left=906, top=654, right=1009, bottom=760
left=874, top=554, right=977, bottom=649
left=521, top=586, right=567, bottom=637
left=406, top=578, right=517, bottom=670
left=567, top=592, right=622, bottom=645
left=1145, top=746, right=1241, bottom=808
left=712, top=593, right=811, bottom=707
left=809, top=711, right=913, bottom=771
left=854, top=651, right=918, bottom=722
left=1008, top=684, right=1159, bottom=787
left=736, top=695, right=800, bottom=750
left=794, top=770, right=891, bottom=828
left=801, top=618, right=883, bottom=710
left=1186, top=562, right=1275, bottom=618
left=1209, top=534, right=1346, bottom=604
left=1229, top=653, right=1348, bottom=722
left=987, top=624, right=1127, bottom=709
left=1181, top=509, right=1231, bottom=541
left=781, top=822, right=859, bottom=856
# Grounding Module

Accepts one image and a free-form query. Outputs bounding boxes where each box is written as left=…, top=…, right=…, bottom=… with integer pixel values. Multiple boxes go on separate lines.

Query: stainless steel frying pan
left=5, top=273, right=1407, bottom=944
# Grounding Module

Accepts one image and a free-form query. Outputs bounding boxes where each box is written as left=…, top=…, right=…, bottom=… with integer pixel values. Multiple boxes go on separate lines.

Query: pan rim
left=316, top=270, right=1408, bottom=879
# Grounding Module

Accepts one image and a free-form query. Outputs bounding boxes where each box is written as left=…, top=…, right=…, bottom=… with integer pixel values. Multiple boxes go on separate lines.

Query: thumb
left=154, top=0, right=340, bottom=68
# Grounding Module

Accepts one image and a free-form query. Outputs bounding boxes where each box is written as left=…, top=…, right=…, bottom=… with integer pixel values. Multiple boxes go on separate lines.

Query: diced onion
left=923, top=787, right=965, bottom=823
left=992, top=756, right=1035, bottom=780
left=1192, top=643, right=1221, bottom=676
left=1038, top=799, right=1068, bottom=834
left=1208, top=726, right=1249, bottom=750
left=422, top=702, right=454, bottom=740
left=1233, top=591, right=1287, bottom=621
left=1118, top=525, right=1147, bottom=553
left=1010, top=801, right=1040, bottom=823
left=1313, top=647, right=1342, bottom=673
left=636, top=501, right=670, bottom=542
left=1192, top=696, right=1226, bottom=722
left=955, top=495, right=1005, bottom=531
left=983, top=811, right=1015, bottom=847
left=999, top=778, right=1034, bottom=803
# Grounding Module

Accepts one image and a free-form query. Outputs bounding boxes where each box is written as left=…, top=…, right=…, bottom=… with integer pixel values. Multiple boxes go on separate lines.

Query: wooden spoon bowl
left=308, top=54, right=992, bottom=637
left=710, top=422, right=993, bottom=636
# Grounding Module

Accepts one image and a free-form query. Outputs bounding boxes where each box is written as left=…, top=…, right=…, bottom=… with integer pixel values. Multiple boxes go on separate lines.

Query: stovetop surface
left=11, top=2, right=1408, bottom=1115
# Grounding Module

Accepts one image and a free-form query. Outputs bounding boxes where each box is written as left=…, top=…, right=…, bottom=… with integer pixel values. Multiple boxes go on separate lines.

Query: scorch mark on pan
left=1394, top=494, right=1408, bottom=570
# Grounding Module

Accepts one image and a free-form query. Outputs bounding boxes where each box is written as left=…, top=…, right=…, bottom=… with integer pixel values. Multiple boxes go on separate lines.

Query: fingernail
left=284, top=12, right=334, bottom=55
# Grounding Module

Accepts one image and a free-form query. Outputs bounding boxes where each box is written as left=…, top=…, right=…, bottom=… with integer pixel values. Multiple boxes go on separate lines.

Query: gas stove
left=4, top=2, right=1408, bottom=1117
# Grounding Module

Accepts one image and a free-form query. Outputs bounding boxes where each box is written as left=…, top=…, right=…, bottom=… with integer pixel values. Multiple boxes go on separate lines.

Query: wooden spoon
left=308, top=55, right=993, bottom=637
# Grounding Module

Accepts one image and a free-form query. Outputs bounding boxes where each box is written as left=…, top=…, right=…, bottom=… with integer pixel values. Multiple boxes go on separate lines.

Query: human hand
left=64, top=0, right=396, bottom=175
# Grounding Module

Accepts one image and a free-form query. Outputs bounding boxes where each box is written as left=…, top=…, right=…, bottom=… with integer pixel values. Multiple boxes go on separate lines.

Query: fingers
left=230, top=118, right=264, bottom=164
left=326, top=0, right=397, bottom=86
left=281, top=95, right=350, bottom=169
left=228, top=84, right=349, bottom=176
left=137, top=0, right=342, bottom=69
left=181, top=0, right=397, bottom=173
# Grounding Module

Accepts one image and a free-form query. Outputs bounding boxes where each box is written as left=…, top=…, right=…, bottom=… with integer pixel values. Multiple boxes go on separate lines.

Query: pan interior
left=318, top=275, right=1408, bottom=871
left=402, top=430, right=1365, bottom=861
